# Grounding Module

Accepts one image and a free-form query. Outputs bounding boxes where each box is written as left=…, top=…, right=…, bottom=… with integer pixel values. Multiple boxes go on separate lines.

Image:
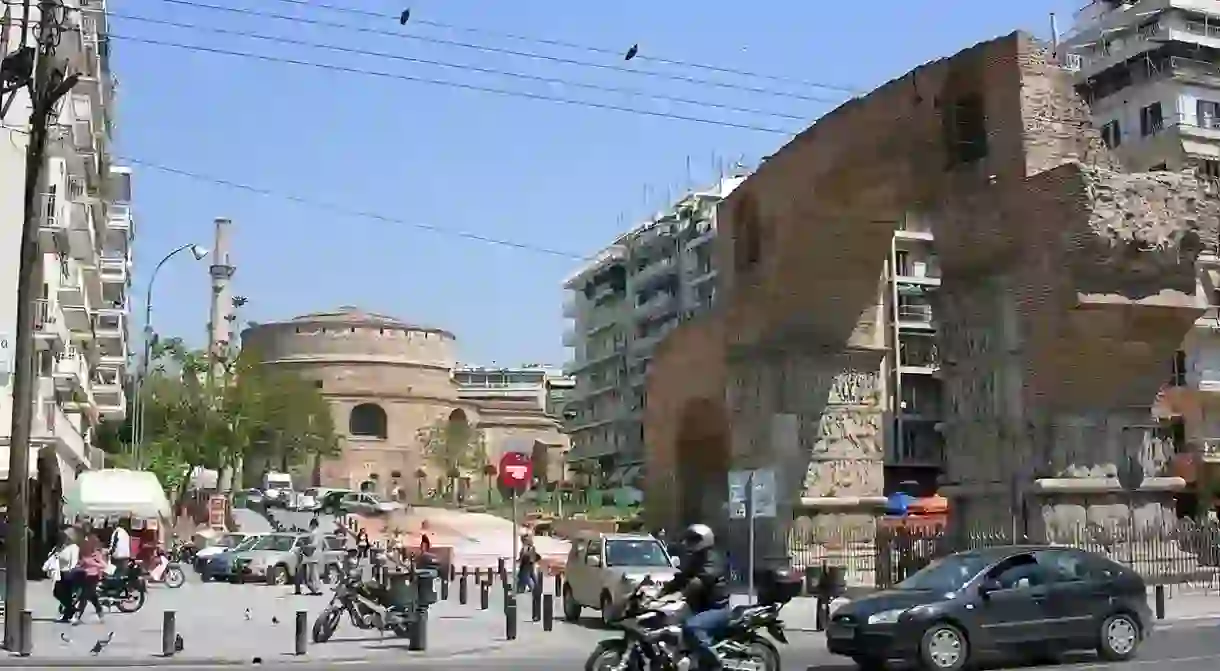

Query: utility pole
left=4, top=0, right=79, bottom=651
left=206, top=217, right=235, bottom=492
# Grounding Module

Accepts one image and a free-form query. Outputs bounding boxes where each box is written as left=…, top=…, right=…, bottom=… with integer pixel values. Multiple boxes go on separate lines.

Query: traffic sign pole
left=746, top=470, right=755, bottom=604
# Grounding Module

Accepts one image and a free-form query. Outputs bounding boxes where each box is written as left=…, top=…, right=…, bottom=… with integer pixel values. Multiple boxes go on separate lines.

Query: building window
left=1100, top=119, right=1121, bottom=149
left=943, top=94, right=988, bottom=166
left=1170, top=350, right=1187, bottom=387
left=349, top=403, right=388, bottom=439
left=1139, top=102, right=1163, bottom=136
left=1199, top=100, right=1220, bottom=129
left=313, top=380, right=324, bottom=389
left=732, top=194, right=762, bottom=273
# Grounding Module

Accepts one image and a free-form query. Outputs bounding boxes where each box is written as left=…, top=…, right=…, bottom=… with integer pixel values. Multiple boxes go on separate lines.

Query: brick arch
left=675, top=398, right=730, bottom=528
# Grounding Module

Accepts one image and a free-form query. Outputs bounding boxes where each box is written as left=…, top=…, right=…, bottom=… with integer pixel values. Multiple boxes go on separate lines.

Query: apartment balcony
left=33, top=299, right=68, bottom=353
left=99, top=254, right=128, bottom=286
left=896, top=302, right=935, bottom=330
left=562, top=296, right=579, bottom=318
left=66, top=201, right=99, bottom=267
left=894, top=259, right=941, bottom=287
left=57, top=267, right=94, bottom=335
left=93, top=309, right=127, bottom=352
left=562, top=327, right=580, bottom=348
left=53, top=346, right=88, bottom=394
left=564, top=343, right=626, bottom=375
left=684, top=227, right=716, bottom=250
left=37, top=192, right=66, bottom=253
left=91, top=368, right=126, bottom=420
left=33, top=400, right=89, bottom=469
left=898, top=335, right=940, bottom=374
left=633, top=256, right=678, bottom=289
left=107, top=203, right=131, bottom=235
left=894, top=213, right=935, bottom=243
left=634, top=291, right=677, bottom=320
left=890, top=429, right=946, bottom=469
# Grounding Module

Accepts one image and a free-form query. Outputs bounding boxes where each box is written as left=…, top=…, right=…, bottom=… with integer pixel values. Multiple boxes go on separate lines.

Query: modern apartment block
left=1064, top=1, right=1220, bottom=505
left=561, top=176, right=745, bottom=482
left=0, top=0, right=132, bottom=490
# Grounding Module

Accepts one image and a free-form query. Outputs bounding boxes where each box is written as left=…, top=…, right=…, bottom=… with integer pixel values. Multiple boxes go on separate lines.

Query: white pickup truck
left=262, top=472, right=294, bottom=508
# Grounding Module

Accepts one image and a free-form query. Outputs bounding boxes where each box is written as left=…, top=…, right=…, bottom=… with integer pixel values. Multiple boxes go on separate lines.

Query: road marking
left=1068, top=653, right=1220, bottom=669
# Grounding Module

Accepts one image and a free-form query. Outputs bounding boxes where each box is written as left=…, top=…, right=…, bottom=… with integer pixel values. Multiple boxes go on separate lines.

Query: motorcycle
left=311, top=567, right=416, bottom=642
left=146, top=551, right=186, bottom=589
left=62, top=564, right=147, bottom=616
left=586, top=577, right=787, bottom=671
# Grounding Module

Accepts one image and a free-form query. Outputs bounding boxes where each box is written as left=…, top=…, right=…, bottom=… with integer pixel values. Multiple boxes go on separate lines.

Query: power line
left=265, top=0, right=862, bottom=94
left=119, top=155, right=590, bottom=260
left=145, top=0, right=848, bottom=104
left=108, top=33, right=800, bottom=134
left=109, top=12, right=820, bottom=120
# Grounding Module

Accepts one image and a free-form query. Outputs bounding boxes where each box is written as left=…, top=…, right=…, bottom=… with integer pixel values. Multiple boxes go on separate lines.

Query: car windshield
left=605, top=539, right=671, bottom=568
left=251, top=535, right=298, bottom=552
left=232, top=536, right=262, bottom=552
left=894, top=553, right=991, bottom=593
left=217, top=534, right=245, bottom=548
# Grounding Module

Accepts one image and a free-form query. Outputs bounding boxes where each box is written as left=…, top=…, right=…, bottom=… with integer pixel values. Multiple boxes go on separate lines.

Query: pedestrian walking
left=108, top=518, right=132, bottom=575
left=62, top=532, right=106, bottom=623
left=516, top=533, right=540, bottom=594
left=304, top=518, right=326, bottom=595
left=45, top=528, right=79, bottom=616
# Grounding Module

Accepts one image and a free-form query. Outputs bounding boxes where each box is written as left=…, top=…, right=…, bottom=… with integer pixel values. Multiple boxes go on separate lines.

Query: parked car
left=241, top=488, right=265, bottom=508
left=200, top=533, right=266, bottom=581
left=826, top=545, right=1152, bottom=671
left=194, top=532, right=249, bottom=572
left=298, top=487, right=349, bottom=513
left=562, top=531, right=679, bottom=626
left=231, top=533, right=347, bottom=585
left=318, top=490, right=354, bottom=515
left=338, top=492, right=402, bottom=516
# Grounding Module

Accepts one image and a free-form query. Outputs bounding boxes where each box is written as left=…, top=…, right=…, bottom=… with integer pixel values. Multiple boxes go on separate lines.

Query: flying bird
left=624, top=44, right=639, bottom=61
left=174, top=633, right=184, bottom=653
left=400, top=9, right=411, bottom=25
left=90, top=631, right=114, bottom=655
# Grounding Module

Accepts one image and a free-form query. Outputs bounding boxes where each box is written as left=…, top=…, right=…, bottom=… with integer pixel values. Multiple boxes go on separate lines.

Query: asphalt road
left=8, top=619, right=1218, bottom=670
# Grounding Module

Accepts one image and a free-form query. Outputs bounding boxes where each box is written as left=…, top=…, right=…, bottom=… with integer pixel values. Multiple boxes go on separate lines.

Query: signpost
left=498, top=452, right=533, bottom=594
left=728, top=468, right=776, bottom=602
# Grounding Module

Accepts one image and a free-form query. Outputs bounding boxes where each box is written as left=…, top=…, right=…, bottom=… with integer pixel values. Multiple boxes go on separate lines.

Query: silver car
left=338, top=492, right=403, bottom=516
left=231, top=533, right=346, bottom=585
left=562, top=532, right=680, bottom=625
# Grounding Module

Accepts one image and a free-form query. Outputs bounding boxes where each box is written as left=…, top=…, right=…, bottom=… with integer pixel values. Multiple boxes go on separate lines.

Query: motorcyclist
left=659, top=523, right=731, bottom=671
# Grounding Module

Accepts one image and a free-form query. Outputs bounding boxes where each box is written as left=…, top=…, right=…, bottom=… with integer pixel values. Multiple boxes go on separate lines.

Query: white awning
left=0, top=446, right=39, bottom=481
left=64, top=468, right=171, bottom=521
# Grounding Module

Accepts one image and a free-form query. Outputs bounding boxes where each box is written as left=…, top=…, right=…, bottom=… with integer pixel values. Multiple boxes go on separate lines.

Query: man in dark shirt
left=660, top=524, right=731, bottom=671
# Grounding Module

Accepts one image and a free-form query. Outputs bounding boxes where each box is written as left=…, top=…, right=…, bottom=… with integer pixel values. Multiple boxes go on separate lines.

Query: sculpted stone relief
left=827, top=370, right=880, bottom=406
left=807, top=410, right=884, bottom=460
left=802, top=457, right=884, bottom=498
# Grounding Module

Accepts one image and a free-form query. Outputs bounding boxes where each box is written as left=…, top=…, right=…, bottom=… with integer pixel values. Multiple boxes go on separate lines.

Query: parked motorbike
left=311, top=568, right=415, bottom=642
left=64, top=565, right=147, bottom=615
left=585, top=577, right=788, bottom=671
left=146, top=551, right=186, bottom=589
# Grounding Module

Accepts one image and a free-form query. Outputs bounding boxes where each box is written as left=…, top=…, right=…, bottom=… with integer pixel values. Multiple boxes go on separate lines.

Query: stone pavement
left=3, top=571, right=604, bottom=665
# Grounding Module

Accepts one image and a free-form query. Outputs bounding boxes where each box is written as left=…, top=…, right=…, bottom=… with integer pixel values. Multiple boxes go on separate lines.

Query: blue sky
left=114, top=0, right=1080, bottom=366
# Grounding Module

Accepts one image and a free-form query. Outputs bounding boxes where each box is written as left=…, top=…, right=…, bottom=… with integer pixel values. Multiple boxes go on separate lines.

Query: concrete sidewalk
left=1, top=574, right=601, bottom=666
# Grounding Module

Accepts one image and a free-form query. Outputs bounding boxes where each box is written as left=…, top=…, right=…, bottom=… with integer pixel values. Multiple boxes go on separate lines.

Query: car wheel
left=562, top=585, right=582, bottom=622
left=853, top=657, right=888, bottom=671
left=323, top=565, right=341, bottom=584
left=1097, top=612, right=1141, bottom=661
left=918, top=622, right=968, bottom=671
left=267, top=565, right=289, bottom=586
left=599, top=592, right=615, bottom=627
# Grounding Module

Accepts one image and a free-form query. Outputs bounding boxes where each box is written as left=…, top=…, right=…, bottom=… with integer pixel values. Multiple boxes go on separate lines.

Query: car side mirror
left=587, top=555, right=602, bottom=567
left=670, top=556, right=681, bottom=568
left=979, top=578, right=1003, bottom=599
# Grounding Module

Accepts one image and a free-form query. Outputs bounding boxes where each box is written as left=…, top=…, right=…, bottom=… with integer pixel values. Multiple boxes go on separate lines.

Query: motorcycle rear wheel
left=164, top=567, right=186, bottom=589
left=117, top=589, right=146, bottom=613
left=313, top=609, right=341, bottom=643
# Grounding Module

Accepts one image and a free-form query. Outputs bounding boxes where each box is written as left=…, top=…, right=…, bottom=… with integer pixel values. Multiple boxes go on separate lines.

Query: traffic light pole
left=4, top=0, right=79, bottom=650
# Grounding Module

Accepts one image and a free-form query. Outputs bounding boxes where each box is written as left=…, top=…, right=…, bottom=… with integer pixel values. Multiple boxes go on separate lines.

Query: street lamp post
left=131, top=243, right=208, bottom=468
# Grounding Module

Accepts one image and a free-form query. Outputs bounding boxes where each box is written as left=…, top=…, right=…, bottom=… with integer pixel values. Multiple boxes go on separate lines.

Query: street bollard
left=449, top=563, right=456, bottom=582
left=814, top=595, right=828, bottom=632
left=553, top=571, right=562, bottom=596
left=408, top=607, right=428, bottom=651
left=505, top=593, right=518, bottom=641
left=532, top=579, right=542, bottom=622
left=542, top=594, right=554, bottom=632
left=441, top=575, right=450, bottom=601
left=294, top=611, right=307, bottom=655
left=294, top=565, right=302, bottom=595
left=480, top=581, right=490, bottom=610
left=162, top=611, right=177, bottom=657
left=1155, top=584, right=1166, bottom=620
left=18, top=610, right=32, bottom=657
left=459, top=574, right=468, bottom=605
left=497, top=557, right=506, bottom=585
left=461, top=565, right=469, bottom=581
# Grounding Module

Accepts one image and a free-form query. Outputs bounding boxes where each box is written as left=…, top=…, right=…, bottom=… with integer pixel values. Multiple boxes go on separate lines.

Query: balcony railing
left=897, top=303, right=934, bottom=324
left=899, top=338, right=940, bottom=368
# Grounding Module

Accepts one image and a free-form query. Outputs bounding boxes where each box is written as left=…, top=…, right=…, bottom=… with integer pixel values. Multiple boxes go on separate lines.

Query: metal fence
left=787, top=520, right=1220, bottom=592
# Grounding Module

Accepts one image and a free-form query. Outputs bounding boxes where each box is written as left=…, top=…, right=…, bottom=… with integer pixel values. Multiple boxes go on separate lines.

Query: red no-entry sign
left=498, top=452, right=533, bottom=491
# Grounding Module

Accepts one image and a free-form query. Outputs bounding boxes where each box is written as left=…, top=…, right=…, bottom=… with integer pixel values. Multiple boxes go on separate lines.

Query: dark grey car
left=826, top=545, right=1152, bottom=671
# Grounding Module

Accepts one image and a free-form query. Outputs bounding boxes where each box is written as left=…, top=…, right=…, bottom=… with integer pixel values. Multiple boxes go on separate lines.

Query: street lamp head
left=190, top=245, right=209, bottom=261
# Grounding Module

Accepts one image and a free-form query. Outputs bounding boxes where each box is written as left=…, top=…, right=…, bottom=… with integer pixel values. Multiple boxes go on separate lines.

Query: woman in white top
left=46, top=528, right=80, bottom=613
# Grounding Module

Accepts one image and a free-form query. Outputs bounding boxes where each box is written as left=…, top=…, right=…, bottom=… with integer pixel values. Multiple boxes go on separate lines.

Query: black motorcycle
left=311, top=568, right=415, bottom=642
left=586, top=574, right=794, bottom=671
left=63, top=565, right=147, bottom=617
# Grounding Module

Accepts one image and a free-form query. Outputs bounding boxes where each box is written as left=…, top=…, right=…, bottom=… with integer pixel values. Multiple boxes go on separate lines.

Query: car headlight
left=867, top=608, right=907, bottom=625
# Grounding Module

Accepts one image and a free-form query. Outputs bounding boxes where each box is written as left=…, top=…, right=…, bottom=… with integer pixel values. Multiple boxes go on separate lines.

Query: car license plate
left=828, top=623, right=856, bottom=640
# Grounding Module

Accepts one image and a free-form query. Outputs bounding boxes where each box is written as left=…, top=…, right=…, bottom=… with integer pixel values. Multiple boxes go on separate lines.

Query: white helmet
left=682, top=524, right=715, bottom=552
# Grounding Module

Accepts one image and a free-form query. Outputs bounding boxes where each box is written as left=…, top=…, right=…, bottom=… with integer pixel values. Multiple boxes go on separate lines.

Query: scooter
left=146, top=551, right=186, bottom=589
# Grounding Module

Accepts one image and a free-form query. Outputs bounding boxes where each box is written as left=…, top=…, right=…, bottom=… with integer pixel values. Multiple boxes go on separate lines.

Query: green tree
left=417, top=416, right=486, bottom=504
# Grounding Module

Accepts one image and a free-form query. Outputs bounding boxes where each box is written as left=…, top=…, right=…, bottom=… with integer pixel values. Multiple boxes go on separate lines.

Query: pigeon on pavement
left=90, top=631, right=114, bottom=655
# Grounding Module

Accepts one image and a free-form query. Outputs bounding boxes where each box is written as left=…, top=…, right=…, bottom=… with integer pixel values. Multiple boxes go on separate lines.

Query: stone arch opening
left=675, top=398, right=730, bottom=530
left=349, top=403, right=388, bottom=439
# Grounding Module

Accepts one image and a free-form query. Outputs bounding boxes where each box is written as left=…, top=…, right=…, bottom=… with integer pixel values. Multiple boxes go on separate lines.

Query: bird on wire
left=625, top=43, right=639, bottom=61
left=400, top=8, right=410, bottom=25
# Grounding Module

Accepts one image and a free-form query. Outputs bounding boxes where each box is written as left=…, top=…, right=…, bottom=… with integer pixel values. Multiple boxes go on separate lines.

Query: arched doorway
left=349, top=403, right=388, bottom=439
left=675, top=399, right=730, bottom=529
left=30, top=448, right=62, bottom=579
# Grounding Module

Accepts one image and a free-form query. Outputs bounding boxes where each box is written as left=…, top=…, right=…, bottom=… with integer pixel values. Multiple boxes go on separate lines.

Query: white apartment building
left=1063, top=2, right=1220, bottom=503
left=561, top=176, right=745, bottom=481
left=453, top=364, right=572, bottom=412
left=0, top=0, right=132, bottom=494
